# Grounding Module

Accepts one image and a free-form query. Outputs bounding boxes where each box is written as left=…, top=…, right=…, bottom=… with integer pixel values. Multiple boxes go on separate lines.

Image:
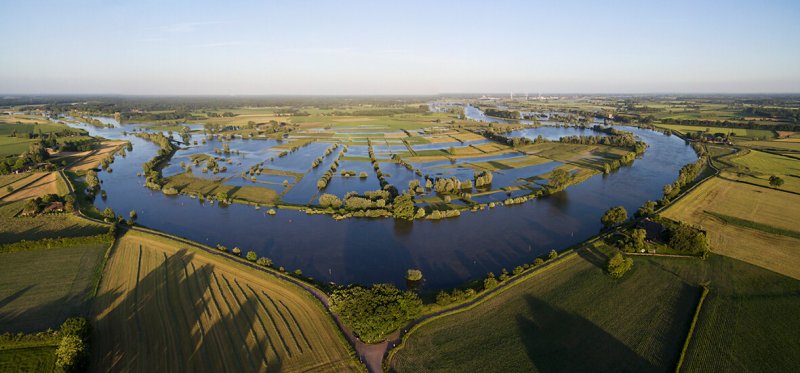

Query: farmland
left=0, top=241, right=110, bottom=333
left=662, top=177, right=800, bottom=279
left=390, top=246, right=700, bottom=372
left=91, top=230, right=361, bottom=372
left=0, top=200, right=108, bottom=244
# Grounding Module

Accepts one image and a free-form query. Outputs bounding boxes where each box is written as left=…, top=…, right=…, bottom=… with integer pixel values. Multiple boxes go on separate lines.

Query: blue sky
left=1, top=0, right=799, bottom=94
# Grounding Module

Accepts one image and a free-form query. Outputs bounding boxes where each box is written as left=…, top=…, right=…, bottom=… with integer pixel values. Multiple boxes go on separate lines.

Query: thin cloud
left=153, top=21, right=223, bottom=33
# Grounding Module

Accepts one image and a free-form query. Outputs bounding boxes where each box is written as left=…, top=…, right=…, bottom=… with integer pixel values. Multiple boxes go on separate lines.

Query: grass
left=0, top=345, right=57, bottom=373
left=390, top=245, right=700, bottom=372
left=662, top=255, right=800, bottom=372
left=391, top=245, right=800, bottom=373
left=703, top=211, right=800, bottom=240
left=91, top=230, right=361, bottom=372
left=163, top=172, right=280, bottom=205
left=0, top=200, right=108, bottom=244
left=0, top=242, right=108, bottom=333
left=0, top=137, right=37, bottom=158
left=662, top=177, right=800, bottom=280
left=655, top=124, right=775, bottom=139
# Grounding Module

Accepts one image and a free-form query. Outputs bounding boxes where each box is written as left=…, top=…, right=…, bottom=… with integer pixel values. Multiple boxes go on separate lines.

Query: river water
left=67, top=110, right=696, bottom=290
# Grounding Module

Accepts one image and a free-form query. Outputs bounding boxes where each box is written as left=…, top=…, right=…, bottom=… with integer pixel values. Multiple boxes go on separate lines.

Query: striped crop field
left=91, top=230, right=361, bottom=372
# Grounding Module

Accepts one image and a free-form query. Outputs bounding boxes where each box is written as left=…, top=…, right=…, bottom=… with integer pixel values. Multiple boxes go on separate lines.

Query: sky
left=1, top=0, right=799, bottom=95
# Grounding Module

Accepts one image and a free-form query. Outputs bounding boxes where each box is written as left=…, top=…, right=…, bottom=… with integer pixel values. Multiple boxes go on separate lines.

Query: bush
left=330, top=284, right=422, bottom=343
left=406, top=269, right=423, bottom=281
left=56, top=335, right=87, bottom=372
left=256, top=257, right=272, bottom=267
left=601, top=206, right=628, bottom=228
left=231, top=247, right=241, bottom=256
left=606, top=252, right=633, bottom=279
left=246, top=251, right=257, bottom=261
left=483, top=272, right=499, bottom=290
left=548, top=250, right=558, bottom=260
left=533, top=258, right=544, bottom=266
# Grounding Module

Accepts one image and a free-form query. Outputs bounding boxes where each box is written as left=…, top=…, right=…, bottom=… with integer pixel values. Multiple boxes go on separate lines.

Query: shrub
left=246, top=251, right=257, bottom=261
left=406, top=269, right=423, bottom=281
left=232, top=247, right=241, bottom=256
left=601, top=206, right=628, bottom=228
left=533, top=258, right=544, bottom=266
left=330, top=284, right=422, bottom=343
left=483, top=272, right=499, bottom=290
left=256, top=257, right=273, bottom=267
left=606, top=252, right=633, bottom=279
left=56, top=335, right=87, bottom=372
left=548, top=250, right=558, bottom=260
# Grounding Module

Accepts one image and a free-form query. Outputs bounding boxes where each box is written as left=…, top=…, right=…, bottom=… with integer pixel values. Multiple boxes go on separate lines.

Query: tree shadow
left=89, top=245, right=284, bottom=372
left=516, top=294, right=657, bottom=372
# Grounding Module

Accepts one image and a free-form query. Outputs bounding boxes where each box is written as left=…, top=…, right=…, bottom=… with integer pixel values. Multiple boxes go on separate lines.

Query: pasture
left=390, top=246, right=700, bottom=372
left=662, top=177, right=800, bottom=280
left=656, top=124, right=774, bottom=139
left=0, top=200, right=108, bottom=244
left=0, top=345, right=57, bottom=373
left=91, top=230, right=360, bottom=372
left=0, top=242, right=109, bottom=333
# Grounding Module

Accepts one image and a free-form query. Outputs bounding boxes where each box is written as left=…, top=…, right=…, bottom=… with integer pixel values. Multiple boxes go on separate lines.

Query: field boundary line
left=384, top=252, right=579, bottom=369
left=675, top=285, right=710, bottom=373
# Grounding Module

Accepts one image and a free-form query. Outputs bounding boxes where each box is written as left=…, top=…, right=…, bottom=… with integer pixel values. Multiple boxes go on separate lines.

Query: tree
left=548, top=250, right=558, bottom=260
left=769, top=175, right=785, bottom=188
left=636, top=200, right=657, bottom=217
left=330, top=284, right=422, bottom=343
left=232, top=247, right=241, bottom=256
left=606, top=252, right=633, bottom=279
left=406, top=269, right=423, bottom=281
left=601, top=206, right=627, bottom=228
left=129, top=210, right=137, bottom=220
left=548, top=168, right=572, bottom=190
left=483, top=272, right=499, bottom=290
left=631, top=228, right=647, bottom=249
left=393, top=193, right=415, bottom=220
left=246, top=251, right=257, bottom=261
left=56, top=335, right=87, bottom=372
left=668, top=223, right=709, bottom=255
left=102, top=207, right=115, bottom=221
left=319, top=193, right=342, bottom=208
left=257, top=257, right=273, bottom=267
left=85, top=170, right=99, bottom=189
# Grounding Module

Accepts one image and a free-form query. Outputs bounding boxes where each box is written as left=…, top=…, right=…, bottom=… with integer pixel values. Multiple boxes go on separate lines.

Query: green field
left=0, top=242, right=109, bottom=333
left=0, top=200, right=108, bottom=244
left=667, top=255, right=800, bottom=371
left=390, top=246, right=700, bottom=372
left=0, top=345, right=56, bottom=373
left=656, top=124, right=775, bottom=139
left=163, top=172, right=281, bottom=205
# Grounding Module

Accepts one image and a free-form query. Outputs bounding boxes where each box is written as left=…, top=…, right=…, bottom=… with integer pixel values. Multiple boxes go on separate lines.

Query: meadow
left=662, top=177, right=800, bottom=280
left=390, top=245, right=700, bottom=372
left=0, top=345, right=56, bottom=373
left=0, top=200, right=108, bottom=244
left=91, top=230, right=361, bottom=372
left=655, top=124, right=775, bottom=139
left=0, top=241, right=109, bottom=333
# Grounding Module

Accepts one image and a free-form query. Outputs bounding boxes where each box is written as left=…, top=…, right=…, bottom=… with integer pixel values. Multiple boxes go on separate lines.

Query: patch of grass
left=163, top=172, right=279, bottom=205
left=391, top=245, right=699, bottom=372
left=704, top=211, right=800, bottom=240
left=0, top=345, right=57, bottom=372
left=0, top=242, right=108, bottom=333
left=0, top=136, right=37, bottom=158
left=92, top=230, right=361, bottom=372
left=0, top=201, right=108, bottom=244
left=662, top=177, right=800, bottom=280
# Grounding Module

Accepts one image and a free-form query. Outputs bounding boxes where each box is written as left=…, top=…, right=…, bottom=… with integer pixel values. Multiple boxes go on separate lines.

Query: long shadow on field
left=91, top=247, right=282, bottom=373
left=516, top=295, right=656, bottom=372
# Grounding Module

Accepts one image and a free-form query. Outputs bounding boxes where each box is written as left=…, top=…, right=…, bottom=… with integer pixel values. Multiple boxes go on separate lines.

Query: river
left=66, top=109, right=697, bottom=290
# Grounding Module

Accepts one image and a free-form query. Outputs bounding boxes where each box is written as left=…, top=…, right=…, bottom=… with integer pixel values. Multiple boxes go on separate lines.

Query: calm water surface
left=69, top=111, right=696, bottom=290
